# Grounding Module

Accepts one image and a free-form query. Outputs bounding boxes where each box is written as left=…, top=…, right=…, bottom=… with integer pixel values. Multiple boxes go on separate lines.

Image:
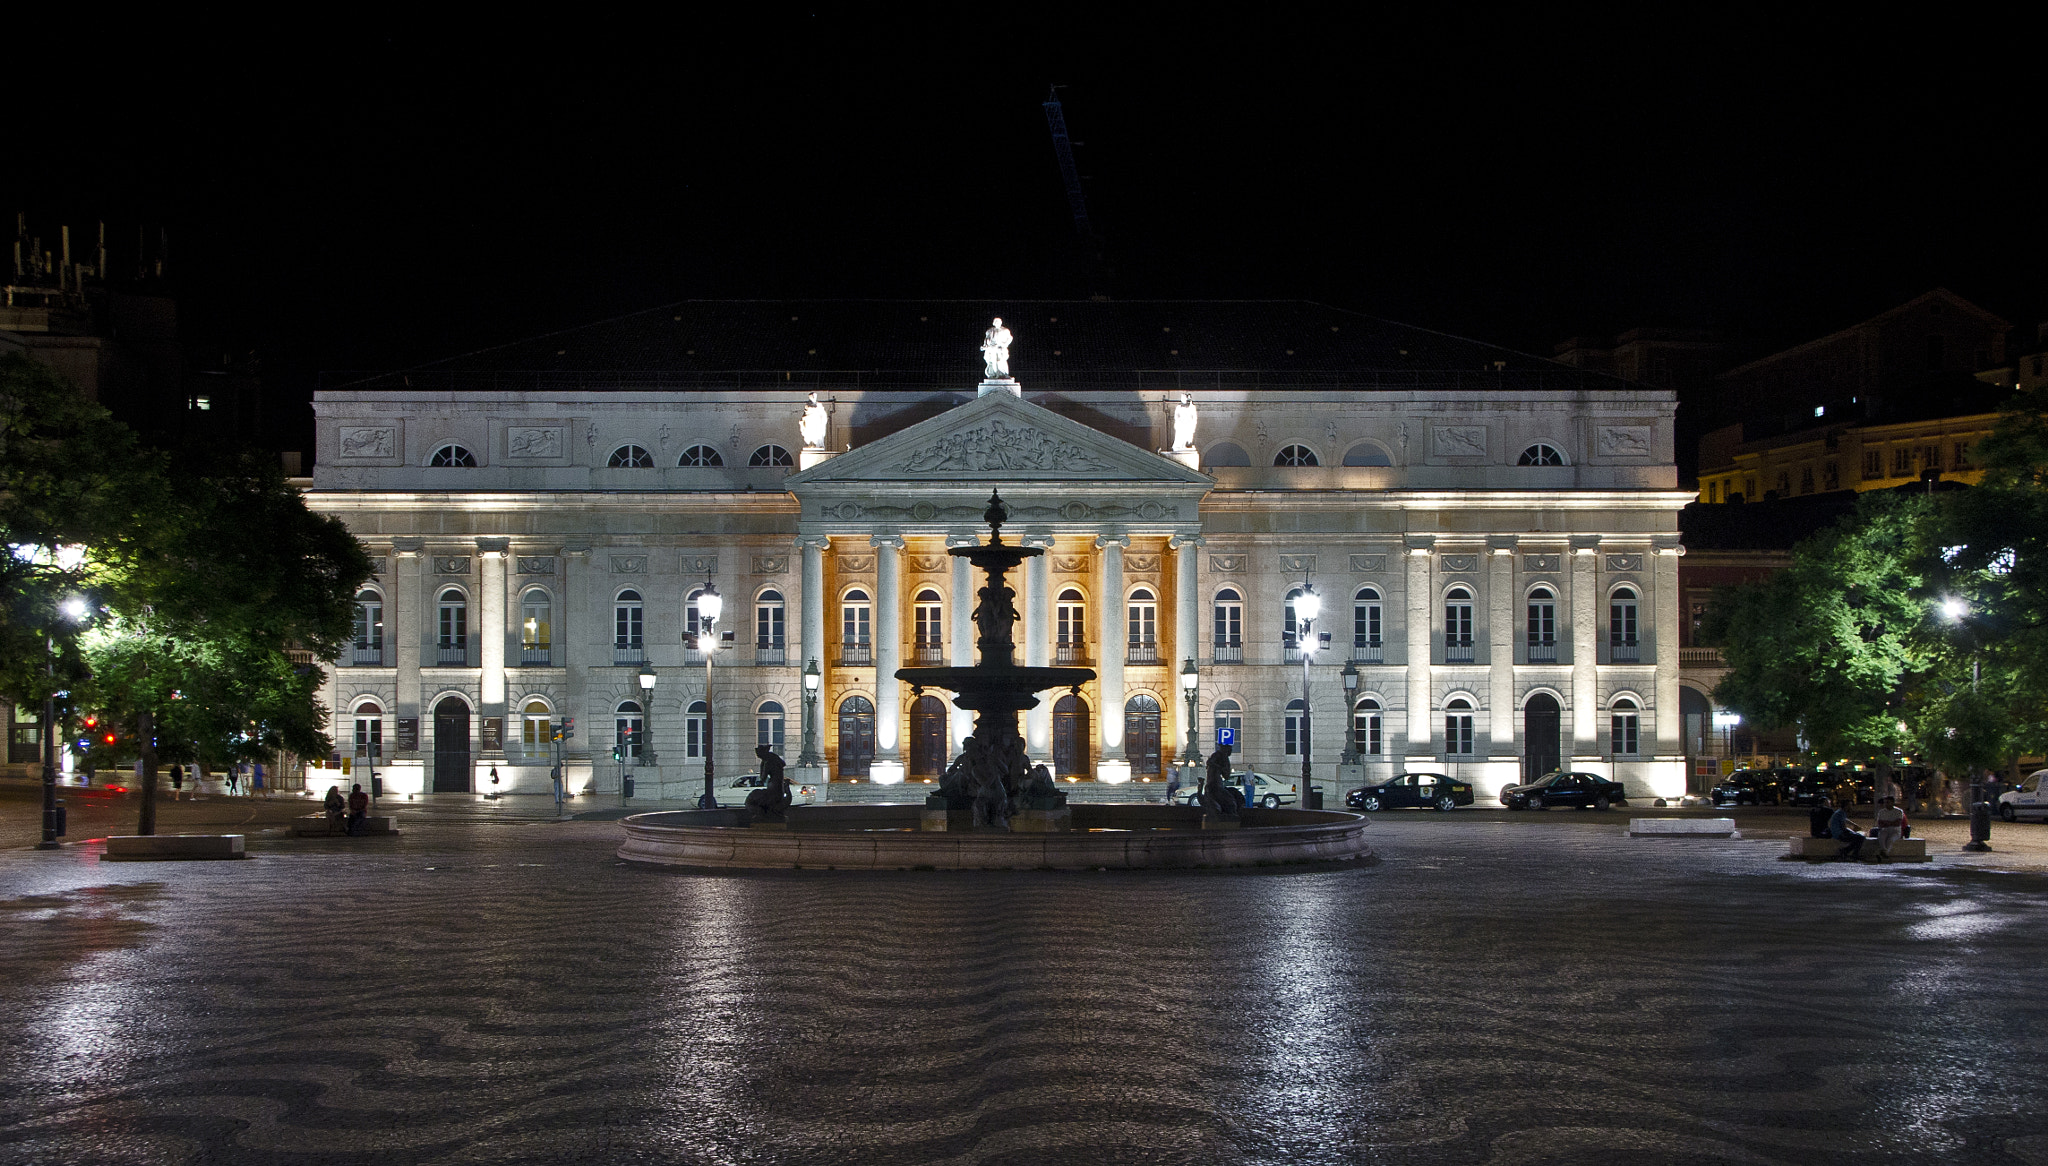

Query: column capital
left=1168, top=532, right=1207, bottom=550
left=1093, top=534, right=1131, bottom=551
left=1403, top=534, right=1435, bottom=553
left=393, top=536, right=425, bottom=555
left=1486, top=535, right=1518, bottom=554
left=944, top=531, right=980, bottom=548
left=1570, top=535, right=1603, bottom=553
left=869, top=534, right=906, bottom=551
left=1020, top=531, right=1056, bottom=549
left=1652, top=534, right=1685, bottom=554
left=475, top=537, right=510, bottom=556
left=795, top=535, right=832, bottom=551
left=562, top=543, right=594, bottom=559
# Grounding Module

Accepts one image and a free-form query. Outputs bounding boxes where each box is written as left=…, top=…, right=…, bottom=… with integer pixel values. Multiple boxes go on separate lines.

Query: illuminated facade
left=305, top=301, right=1693, bottom=803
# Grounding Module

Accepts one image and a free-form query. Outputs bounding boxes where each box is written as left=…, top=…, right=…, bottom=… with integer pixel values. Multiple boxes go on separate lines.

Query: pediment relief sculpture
left=900, top=418, right=1112, bottom=474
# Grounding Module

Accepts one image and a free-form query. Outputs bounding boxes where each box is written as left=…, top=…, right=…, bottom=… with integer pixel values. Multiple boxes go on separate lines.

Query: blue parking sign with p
left=1217, top=726, right=1236, bottom=748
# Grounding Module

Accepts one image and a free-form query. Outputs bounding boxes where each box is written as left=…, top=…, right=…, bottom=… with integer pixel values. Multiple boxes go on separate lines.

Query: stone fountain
left=896, top=489, right=1095, bottom=831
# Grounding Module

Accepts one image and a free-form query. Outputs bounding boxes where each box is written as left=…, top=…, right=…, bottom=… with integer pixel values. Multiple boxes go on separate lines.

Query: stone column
left=1095, top=535, right=1130, bottom=777
left=1487, top=537, right=1516, bottom=768
left=1404, top=536, right=1434, bottom=759
left=476, top=539, right=509, bottom=753
left=392, top=537, right=423, bottom=739
left=870, top=535, right=905, bottom=782
left=946, top=533, right=976, bottom=753
left=561, top=546, right=594, bottom=789
left=1022, top=533, right=1054, bottom=758
left=798, top=537, right=828, bottom=676
left=1170, top=533, right=1203, bottom=759
left=1570, top=536, right=1601, bottom=762
left=1653, top=538, right=1685, bottom=797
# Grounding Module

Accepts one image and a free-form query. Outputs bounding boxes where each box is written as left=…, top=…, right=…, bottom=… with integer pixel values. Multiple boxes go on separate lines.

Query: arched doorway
left=1052, top=694, right=1090, bottom=778
left=1522, top=693, right=1561, bottom=782
left=433, top=696, right=471, bottom=792
left=838, top=695, right=875, bottom=779
left=909, top=695, right=948, bottom=778
left=1126, top=694, right=1162, bottom=777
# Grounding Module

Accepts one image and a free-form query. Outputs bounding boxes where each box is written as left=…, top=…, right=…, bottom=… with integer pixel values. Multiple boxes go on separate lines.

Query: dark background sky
left=10, top=10, right=2042, bottom=387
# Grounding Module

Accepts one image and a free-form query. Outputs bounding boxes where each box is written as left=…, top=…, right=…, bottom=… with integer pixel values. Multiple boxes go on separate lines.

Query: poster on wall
left=395, top=718, right=419, bottom=751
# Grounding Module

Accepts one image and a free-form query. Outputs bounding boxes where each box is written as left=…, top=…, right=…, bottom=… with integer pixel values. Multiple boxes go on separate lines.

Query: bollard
left=1964, top=800, right=1992, bottom=851
left=54, top=800, right=66, bottom=836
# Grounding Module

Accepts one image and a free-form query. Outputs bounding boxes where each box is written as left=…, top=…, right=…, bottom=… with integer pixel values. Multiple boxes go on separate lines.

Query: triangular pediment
left=785, top=389, right=1212, bottom=488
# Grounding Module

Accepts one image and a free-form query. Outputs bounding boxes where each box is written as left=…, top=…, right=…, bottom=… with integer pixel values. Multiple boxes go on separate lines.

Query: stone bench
left=292, top=815, right=400, bottom=837
left=1629, top=817, right=1740, bottom=838
left=1786, top=835, right=1929, bottom=861
left=104, top=834, right=247, bottom=861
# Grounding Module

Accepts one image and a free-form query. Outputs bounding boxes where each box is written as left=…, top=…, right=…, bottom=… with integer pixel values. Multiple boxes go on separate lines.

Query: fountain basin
left=616, top=804, right=1373, bottom=870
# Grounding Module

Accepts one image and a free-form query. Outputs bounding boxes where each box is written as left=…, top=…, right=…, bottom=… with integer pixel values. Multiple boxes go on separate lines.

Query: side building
left=304, top=300, right=1693, bottom=804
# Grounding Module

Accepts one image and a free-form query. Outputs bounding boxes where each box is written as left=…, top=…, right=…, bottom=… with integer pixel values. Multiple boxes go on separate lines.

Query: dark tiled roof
left=322, top=299, right=1636, bottom=392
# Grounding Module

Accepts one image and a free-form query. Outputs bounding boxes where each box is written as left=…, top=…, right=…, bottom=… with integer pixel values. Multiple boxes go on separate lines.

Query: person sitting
left=323, top=785, right=346, bottom=835
left=346, top=783, right=369, bottom=835
left=1808, top=797, right=1835, bottom=838
left=1828, top=804, right=1866, bottom=860
left=1872, top=796, right=1906, bottom=860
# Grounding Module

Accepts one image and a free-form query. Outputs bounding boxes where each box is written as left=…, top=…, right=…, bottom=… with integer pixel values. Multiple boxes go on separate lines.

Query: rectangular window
left=438, top=603, right=465, bottom=648
left=758, top=604, right=786, bottom=648
left=1285, top=709, right=1311, bottom=755
left=1213, top=602, right=1241, bottom=646
left=1892, top=447, right=1911, bottom=476
left=1822, top=461, right=1839, bottom=491
left=1953, top=440, right=1972, bottom=470
left=354, top=717, right=382, bottom=758
left=1444, top=714, right=1474, bottom=755
left=1353, top=709, right=1382, bottom=756
left=1863, top=451, right=1882, bottom=480
left=1611, top=713, right=1640, bottom=756
left=1799, top=466, right=1814, bottom=494
left=1354, top=601, right=1381, bottom=646
left=615, top=604, right=643, bottom=649
left=1923, top=445, right=1942, bottom=471
left=757, top=713, right=785, bottom=752
left=842, top=605, right=870, bottom=645
left=686, top=712, right=705, bottom=758
left=1127, top=602, right=1156, bottom=645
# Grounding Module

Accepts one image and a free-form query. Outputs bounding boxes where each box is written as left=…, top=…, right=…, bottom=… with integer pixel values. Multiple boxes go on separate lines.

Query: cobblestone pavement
left=2, top=796, right=2047, bottom=1165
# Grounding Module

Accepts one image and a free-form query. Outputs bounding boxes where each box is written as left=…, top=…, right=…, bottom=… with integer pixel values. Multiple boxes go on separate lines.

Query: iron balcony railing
left=1212, top=640, right=1243, bottom=664
left=1350, top=641, right=1383, bottom=664
left=838, top=642, right=873, bottom=667
left=755, top=643, right=788, bottom=665
left=912, top=642, right=944, bottom=665
left=521, top=644, right=551, bottom=666
left=1055, top=642, right=1090, bottom=666
left=1527, top=641, right=1558, bottom=664
left=1611, top=641, right=1642, bottom=663
left=352, top=645, right=384, bottom=666
left=1444, top=637, right=1475, bottom=664
left=436, top=643, right=469, bottom=666
left=1126, top=641, right=1159, bottom=665
left=613, top=645, right=647, bottom=666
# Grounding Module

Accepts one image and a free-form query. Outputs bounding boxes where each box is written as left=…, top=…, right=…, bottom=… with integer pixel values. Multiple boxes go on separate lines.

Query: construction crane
left=1042, top=86, right=1094, bottom=243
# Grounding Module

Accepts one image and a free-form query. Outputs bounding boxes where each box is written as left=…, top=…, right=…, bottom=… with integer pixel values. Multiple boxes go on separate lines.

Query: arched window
left=838, top=695, right=875, bottom=777
left=1352, top=586, right=1382, bottom=662
left=520, top=588, right=552, bottom=665
left=1517, top=443, right=1566, bottom=466
left=1126, top=694, right=1162, bottom=776
left=1214, top=698, right=1244, bottom=754
left=1527, top=586, right=1557, bottom=661
left=607, top=444, right=653, bottom=468
left=428, top=443, right=476, bottom=467
left=757, top=700, right=786, bottom=753
left=1285, top=697, right=1311, bottom=756
left=1126, top=588, right=1158, bottom=663
left=1611, top=697, right=1640, bottom=756
left=1204, top=441, right=1250, bottom=468
left=913, top=589, right=943, bottom=663
left=614, top=589, right=644, bottom=655
left=1610, top=586, right=1640, bottom=661
left=1342, top=441, right=1393, bottom=467
left=755, top=590, right=786, bottom=662
left=1444, top=586, right=1474, bottom=662
left=1275, top=444, right=1319, bottom=467
left=840, top=589, right=872, bottom=664
left=678, top=444, right=724, bottom=467
left=352, top=701, right=383, bottom=758
left=685, top=588, right=710, bottom=645
left=1444, top=697, right=1475, bottom=755
left=615, top=700, right=644, bottom=761
left=437, top=589, right=468, bottom=664
left=749, top=444, right=793, bottom=468
left=1213, top=588, right=1243, bottom=661
left=1352, top=697, right=1382, bottom=757
left=352, top=589, right=383, bottom=664
left=521, top=700, right=552, bottom=755
left=1056, top=588, right=1086, bottom=664
left=685, top=700, right=708, bottom=759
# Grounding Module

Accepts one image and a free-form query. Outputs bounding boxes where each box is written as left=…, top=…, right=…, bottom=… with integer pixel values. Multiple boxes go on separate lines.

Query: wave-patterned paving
left=2, top=816, right=2046, bottom=1164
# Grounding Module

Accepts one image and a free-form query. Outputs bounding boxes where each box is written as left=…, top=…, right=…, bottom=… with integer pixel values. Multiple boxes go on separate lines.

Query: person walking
left=550, top=763, right=565, bottom=812
left=170, top=763, right=184, bottom=801
left=323, top=785, right=347, bottom=835
left=346, top=783, right=369, bottom=835
left=1872, top=796, right=1906, bottom=861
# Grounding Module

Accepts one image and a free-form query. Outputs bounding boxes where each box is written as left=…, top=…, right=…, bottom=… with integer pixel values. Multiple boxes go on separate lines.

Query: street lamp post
left=1179, top=657, right=1202, bottom=770
left=696, top=582, right=723, bottom=809
left=799, top=657, right=822, bottom=767
left=1295, top=583, right=1321, bottom=808
left=39, top=595, right=87, bottom=850
left=638, top=663, right=658, bottom=779
left=1339, top=660, right=1360, bottom=764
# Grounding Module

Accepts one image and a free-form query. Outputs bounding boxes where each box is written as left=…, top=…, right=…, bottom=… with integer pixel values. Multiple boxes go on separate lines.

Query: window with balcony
left=436, top=589, right=468, bottom=665
left=1611, top=698, right=1641, bottom=756
left=1610, top=587, right=1640, bottom=662
left=1526, top=587, right=1557, bottom=662
left=756, top=590, right=787, bottom=664
left=913, top=589, right=943, bottom=664
left=1352, top=697, right=1382, bottom=756
left=1055, top=588, right=1088, bottom=665
left=520, top=589, right=552, bottom=665
left=1126, top=588, right=1158, bottom=663
left=1444, top=697, right=1475, bottom=755
left=614, top=589, right=645, bottom=663
left=352, top=589, right=383, bottom=665
left=1352, top=587, right=1383, bottom=663
left=1444, top=587, right=1474, bottom=663
left=840, top=590, right=872, bottom=665
left=1212, top=588, right=1243, bottom=663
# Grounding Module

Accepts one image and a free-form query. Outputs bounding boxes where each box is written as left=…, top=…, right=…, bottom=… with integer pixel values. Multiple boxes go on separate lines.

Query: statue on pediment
left=1172, top=392, right=1198, bottom=451
left=981, top=317, right=1013, bottom=380
left=799, top=392, right=828, bottom=450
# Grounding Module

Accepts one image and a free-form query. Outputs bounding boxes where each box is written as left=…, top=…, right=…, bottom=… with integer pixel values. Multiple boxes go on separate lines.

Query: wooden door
left=909, top=695, right=948, bottom=778
left=433, top=697, right=471, bottom=792
left=1052, top=694, right=1089, bottom=778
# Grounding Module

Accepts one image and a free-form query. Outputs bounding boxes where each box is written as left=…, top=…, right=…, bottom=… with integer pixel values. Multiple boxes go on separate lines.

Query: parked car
left=1997, top=769, right=2048, bottom=822
left=1177, top=770, right=1299, bottom=808
left=725, top=772, right=819, bottom=806
left=1500, top=771, right=1627, bottom=811
left=1711, top=771, right=1785, bottom=806
left=1347, top=772, right=1474, bottom=812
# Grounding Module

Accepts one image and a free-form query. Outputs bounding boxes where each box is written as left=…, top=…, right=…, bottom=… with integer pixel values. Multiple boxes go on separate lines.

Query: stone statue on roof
left=981, top=317, right=1013, bottom=380
left=799, top=392, right=828, bottom=449
left=1172, top=392, right=1198, bottom=451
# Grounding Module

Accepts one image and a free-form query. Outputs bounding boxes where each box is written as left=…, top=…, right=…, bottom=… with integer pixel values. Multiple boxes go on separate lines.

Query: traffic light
left=610, top=745, right=621, bottom=762
left=561, top=717, right=575, bottom=740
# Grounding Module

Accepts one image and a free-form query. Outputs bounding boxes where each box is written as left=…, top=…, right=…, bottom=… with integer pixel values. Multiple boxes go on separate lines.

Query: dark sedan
left=1712, top=772, right=1784, bottom=806
left=1500, top=771, right=1628, bottom=811
left=1347, top=772, right=1474, bottom=812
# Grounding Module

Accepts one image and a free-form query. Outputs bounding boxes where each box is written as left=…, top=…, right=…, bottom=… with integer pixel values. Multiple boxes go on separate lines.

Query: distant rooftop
left=321, top=299, right=1643, bottom=393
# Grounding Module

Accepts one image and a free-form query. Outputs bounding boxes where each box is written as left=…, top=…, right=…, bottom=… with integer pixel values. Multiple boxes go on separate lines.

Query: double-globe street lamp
left=799, top=657, right=822, bottom=767
left=1294, top=583, right=1322, bottom=808
left=1338, top=660, right=1360, bottom=764
left=696, top=582, right=723, bottom=809
left=1179, top=657, right=1201, bottom=798
left=636, top=663, right=658, bottom=798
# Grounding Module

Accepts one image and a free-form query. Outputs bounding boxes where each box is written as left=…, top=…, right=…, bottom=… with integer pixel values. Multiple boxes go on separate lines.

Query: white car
left=1177, top=770, right=1299, bottom=808
left=1996, top=769, right=2048, bottom=822
left=725, top=772, right=820, bottom=806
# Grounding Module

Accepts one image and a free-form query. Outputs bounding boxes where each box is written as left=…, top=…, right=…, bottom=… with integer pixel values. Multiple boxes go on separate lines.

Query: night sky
left=10, top=12, right=2042, bottom=385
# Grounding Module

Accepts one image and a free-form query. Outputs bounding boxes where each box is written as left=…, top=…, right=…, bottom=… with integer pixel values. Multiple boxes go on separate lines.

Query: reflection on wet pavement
left=0, top=814, right=2045, bottom=1164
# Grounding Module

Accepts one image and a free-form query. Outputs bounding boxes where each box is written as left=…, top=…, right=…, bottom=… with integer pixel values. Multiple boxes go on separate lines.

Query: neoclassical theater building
left=307, top=301, right=1690, bottom=803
